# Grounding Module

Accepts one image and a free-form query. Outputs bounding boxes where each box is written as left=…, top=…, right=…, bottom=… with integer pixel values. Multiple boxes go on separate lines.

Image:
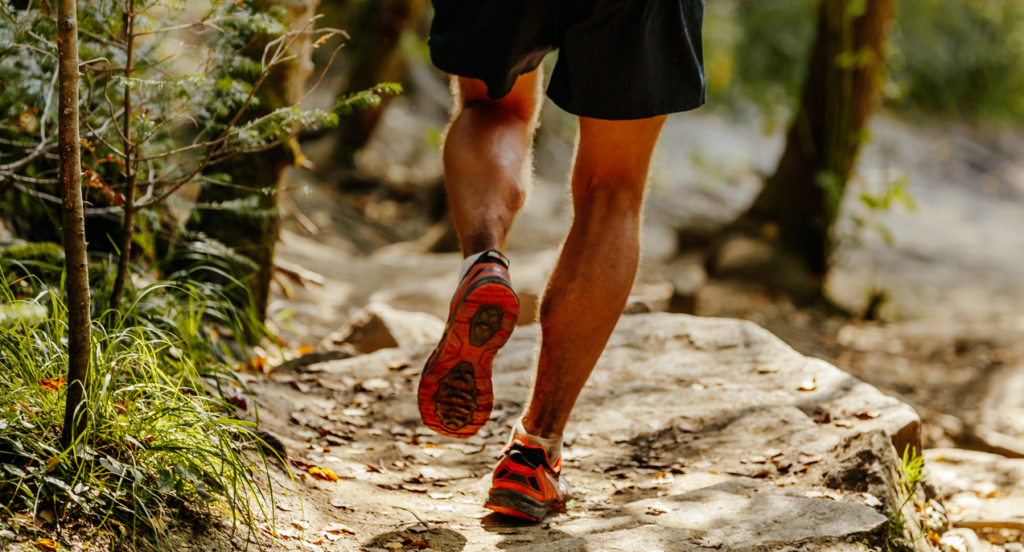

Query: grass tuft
left=0, top=266, right=280, bottom=550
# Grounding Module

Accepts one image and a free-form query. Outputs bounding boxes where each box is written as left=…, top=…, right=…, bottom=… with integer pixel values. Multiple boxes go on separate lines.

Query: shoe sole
left=418, top=279, right=518, bottom=438
left=484, top=488, right=563, bottom=522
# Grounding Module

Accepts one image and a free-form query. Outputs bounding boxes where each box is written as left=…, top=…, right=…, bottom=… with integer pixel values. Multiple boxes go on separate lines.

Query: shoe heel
left=484, top=488, right=549, bottom=521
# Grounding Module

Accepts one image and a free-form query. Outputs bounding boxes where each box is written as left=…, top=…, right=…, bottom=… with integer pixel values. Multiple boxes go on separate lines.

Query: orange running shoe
left=418, top=251, right=519, bottom=438
left=484, top=436, right=571, bottom=521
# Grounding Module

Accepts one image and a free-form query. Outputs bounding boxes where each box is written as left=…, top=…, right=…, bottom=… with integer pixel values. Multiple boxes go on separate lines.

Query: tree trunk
left=56, top=0, right=92, bottom=449
left=186, top=0, right=319, bottom=323
left=719, top=0, right=896, bottom=300
left=110, top=0, right=136, bottom=311
left=331, top=0, right=428, bottom=166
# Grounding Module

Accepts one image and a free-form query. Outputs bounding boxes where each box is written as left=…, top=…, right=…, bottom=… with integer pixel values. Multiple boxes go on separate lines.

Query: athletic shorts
left=428, top=0, right=706, bottom=121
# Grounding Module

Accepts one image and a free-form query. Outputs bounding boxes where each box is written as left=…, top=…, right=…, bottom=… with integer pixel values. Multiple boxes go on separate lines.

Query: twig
left=394, top=506, right=438, bottom=534
left=279, top=192, right=319, bottom=236
left=134, top=15, right=235, bottom=36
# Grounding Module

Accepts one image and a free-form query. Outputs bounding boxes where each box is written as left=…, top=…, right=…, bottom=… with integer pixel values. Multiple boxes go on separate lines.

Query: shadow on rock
left=482, top=513, right=584, bottom=550
left=362, top=527, right=467, bottom=552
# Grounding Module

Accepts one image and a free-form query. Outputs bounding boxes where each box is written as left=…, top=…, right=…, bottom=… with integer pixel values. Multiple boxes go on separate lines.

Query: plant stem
left=57, top=0, right=91, bottom=449
left=110, top=0, right=136, bottom=311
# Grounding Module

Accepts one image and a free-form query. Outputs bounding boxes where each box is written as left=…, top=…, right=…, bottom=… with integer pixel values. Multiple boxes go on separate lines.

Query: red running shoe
left=484, top=437, right=571, bottom=521
left=418, top=251, right=519, bottom=438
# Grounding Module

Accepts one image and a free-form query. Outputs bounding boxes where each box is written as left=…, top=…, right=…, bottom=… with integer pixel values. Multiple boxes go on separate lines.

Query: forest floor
left=182, top=62, right=1024, bottom=550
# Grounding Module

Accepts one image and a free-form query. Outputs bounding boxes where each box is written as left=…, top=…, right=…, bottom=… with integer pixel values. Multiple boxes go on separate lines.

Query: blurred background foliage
left=703, top=0, right=1024, bottom=126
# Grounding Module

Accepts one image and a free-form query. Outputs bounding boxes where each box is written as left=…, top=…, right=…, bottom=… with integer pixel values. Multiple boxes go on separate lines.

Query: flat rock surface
left=241, top=313, right=918, bottom=551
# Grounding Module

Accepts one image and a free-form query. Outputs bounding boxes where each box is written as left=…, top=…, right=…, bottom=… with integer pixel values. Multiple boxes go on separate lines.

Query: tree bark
left=186, top=0, right=319, bottom=323
left=56, top=0, right=92, bottom=449
left=722, top=0, right=896, bottom=299
left=110, top=0, right=136, bottom=311
left=331, top=0, right=428, bottom=166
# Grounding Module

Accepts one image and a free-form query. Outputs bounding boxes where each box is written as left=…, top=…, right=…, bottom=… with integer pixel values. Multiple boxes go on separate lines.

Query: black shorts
left=428, top=0, right=706, bottom=121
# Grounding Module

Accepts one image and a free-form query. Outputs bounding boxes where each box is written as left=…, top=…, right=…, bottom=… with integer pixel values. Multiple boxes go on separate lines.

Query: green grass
left=0, top=265, right=283, bottom=550
left=889, top=446, right=926, bottom=546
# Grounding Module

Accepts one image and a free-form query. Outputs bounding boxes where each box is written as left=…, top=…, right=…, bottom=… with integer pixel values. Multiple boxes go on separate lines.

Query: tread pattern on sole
left=418, top=280, right=518, bottom=438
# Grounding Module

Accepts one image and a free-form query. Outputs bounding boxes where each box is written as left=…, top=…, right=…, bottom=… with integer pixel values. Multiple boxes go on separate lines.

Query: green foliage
left=704, top=0, right=1024, bottom=125
left=0, top=242, right=64, bottom=279
left=0, top=269, right=279, bottom=549
left=843, top=168, right=916, bottom=249
left=335, top=82, right=404, bottom=117
left=888, top=0, right=1024, bottom=123
left=704, top=0, right=816, bottom=125
left=889, top=446, right=926, bottom=543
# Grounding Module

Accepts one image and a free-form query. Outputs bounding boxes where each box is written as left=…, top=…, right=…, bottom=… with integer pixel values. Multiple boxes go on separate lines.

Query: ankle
left=457, top=249, right=509, bottom=282
left=512, top=419, right=562, bottom=464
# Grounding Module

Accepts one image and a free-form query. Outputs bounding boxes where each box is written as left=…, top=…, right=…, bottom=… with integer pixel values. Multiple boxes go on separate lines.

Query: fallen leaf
left=387, top=359, right=411, bottom=371
left=401, top=484, right=428, bottom=493
left=855, top=411, right=881, bottom=419
left=428, top=492, right=453, bottom=500
left=342, top=408, right=367, bottom=417
left=291, top=520, right=309, bottom=529
left=409, top=540, right=430, bottom=549
left=361, top=378, right=391, bottom=391
left=329, top=497, right=354, bottom=510
left=797, top=377, right=817, bottom=391
left=297, top=345, right=315, bottom=355
left=797, top=452, right=823, bottom=464
left=308, top=466, right=339, bottom=482
left=758, top=364, right=781, bottom=374
left=37, top=510, right=54, bottom=523
left=651, top=471, right=674, bottom=486
left=40, top=378, right=65, bottom=392
left=421, top=443, right=445, bottom=458
left=646, top=506, right=668, bottom=516
left=385, top=541, right=403, bottom=549
left=36, top=538, right=58, bottom=551
left=833, top=419, right=855, bottom=428
left=323, top=522, right=354, bottom=535
left=863, top=493, right=882, bottom=507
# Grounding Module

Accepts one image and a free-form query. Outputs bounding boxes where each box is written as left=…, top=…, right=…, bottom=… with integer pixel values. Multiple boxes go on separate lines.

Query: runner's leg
left=522, top=115, right=667, bottom=438
left=443, top=69, right=543, bottom=256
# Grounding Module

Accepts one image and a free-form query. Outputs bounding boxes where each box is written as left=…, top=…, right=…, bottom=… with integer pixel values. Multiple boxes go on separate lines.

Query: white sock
left=511, top=418, right=562, bottom=464
left=457, top=250, right=510, bottom=283
left=457, top=252, right=485, bottom=283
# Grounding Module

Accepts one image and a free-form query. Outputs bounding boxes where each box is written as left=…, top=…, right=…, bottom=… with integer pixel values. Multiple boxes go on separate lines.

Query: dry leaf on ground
left=798, top=452, right=823, bottom=464
left=324, top=523, right=355, bottom=535
left=39, top=378, right=65, bottom=392
left=36, top=538, right=59, bottom=551
left=797, top=377, right=817, bottom=391
left=308, top=466, right=339, bottom=482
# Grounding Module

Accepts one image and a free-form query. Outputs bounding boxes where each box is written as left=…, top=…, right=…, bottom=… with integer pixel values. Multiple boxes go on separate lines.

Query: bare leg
left=522, top=115, right=668, bottom=438
left=443, top=70, right=543, bottom=256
